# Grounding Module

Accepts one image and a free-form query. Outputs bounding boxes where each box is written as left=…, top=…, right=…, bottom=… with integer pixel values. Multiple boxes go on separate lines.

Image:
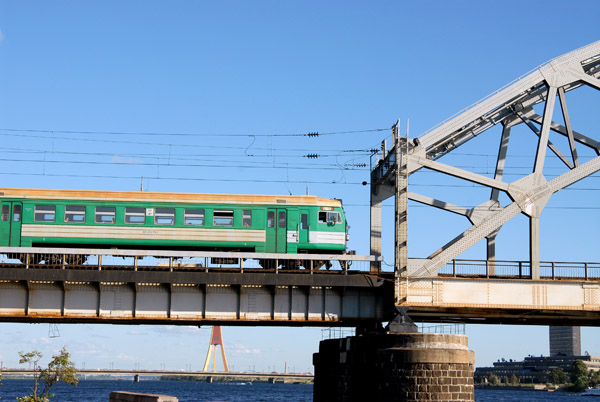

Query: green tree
left=487, top=372, right=499, bottom=385
left=589, top=370, right=600, bottom=387
left=570, top=360, right=589, bottom=392
left=549, top=367, right=568, bottom=384
left=18, top=347, right=78, bottom=402
left=509, top=373, right=519, bottom=385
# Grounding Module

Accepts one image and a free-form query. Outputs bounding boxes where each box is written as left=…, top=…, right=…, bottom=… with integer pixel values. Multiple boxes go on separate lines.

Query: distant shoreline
left=475, top=384, right=565, bottom=392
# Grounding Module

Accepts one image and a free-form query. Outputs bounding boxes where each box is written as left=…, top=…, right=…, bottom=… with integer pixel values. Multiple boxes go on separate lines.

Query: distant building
left=550, top=326, right=581, bottom=356
left=474, top=355, right=600, bottom=384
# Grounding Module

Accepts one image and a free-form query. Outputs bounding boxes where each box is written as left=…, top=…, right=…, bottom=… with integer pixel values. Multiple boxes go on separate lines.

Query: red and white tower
left=202, top=326, right=230, bottom=372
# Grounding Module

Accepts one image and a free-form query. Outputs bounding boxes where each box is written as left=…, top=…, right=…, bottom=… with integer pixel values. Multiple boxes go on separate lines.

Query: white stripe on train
left=21, top=224, right=345, bottom=245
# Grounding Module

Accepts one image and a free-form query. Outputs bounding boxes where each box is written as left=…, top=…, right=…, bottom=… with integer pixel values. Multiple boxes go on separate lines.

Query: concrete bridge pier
left=313, top=331, right=474, bottom=402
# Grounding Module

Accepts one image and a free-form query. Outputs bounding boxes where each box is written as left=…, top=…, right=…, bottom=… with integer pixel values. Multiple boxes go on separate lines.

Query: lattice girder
left=371, top=40, right=600, bottom=283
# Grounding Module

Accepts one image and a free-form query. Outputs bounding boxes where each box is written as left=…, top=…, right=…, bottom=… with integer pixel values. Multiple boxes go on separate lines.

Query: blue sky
left=0, top=0, right=599, bottom=372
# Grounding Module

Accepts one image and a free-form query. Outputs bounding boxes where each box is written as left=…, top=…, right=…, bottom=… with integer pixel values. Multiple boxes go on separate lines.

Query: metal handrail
left=0, top=246, right=381, bottom=262
left=438, top=258, right=599, bottom=280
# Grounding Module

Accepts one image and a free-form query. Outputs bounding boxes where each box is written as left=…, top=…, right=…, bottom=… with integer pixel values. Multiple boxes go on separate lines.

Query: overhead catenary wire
left=0, top=171, right=367, bottom=185
left=0, top=169, right=597, bottom=192
left=0, top=127, right=387, bottom=138
left=0, top=132, right=380, bottom=155
left=2, top=153, right=600, bottom=179
left=0, top=156, right=370, bottom=171
left=0, top=146, right=375, bottom=161
left=2, top=125, right=599, bottom=192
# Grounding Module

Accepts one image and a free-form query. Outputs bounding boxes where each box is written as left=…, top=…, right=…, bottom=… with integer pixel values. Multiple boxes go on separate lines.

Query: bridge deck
left=0, top=248, right=598, bottom=326
left=0, top=247, right=393, bottom=326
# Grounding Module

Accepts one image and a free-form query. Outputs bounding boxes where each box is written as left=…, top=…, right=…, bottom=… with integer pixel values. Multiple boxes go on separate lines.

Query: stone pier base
left=313, top=332, right=474, bottom=402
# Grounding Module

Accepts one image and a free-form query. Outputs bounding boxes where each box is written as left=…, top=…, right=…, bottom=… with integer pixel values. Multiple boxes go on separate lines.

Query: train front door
left=299, top=209, right=309, bottom=244
left=266, top=208, right=287, bottom=253
left=0, top=201, right=22, bottom=246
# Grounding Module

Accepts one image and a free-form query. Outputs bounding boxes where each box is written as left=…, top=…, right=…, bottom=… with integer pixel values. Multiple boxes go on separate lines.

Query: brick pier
left=313, top=332, right=474, bottom=402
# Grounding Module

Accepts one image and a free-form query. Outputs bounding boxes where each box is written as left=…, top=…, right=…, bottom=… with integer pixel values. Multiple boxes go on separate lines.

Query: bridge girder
left=371, top=41, right=600, bottom=301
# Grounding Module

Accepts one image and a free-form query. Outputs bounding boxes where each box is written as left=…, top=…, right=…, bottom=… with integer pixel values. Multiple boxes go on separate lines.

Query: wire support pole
left=395, top=119, right=409, bottom=304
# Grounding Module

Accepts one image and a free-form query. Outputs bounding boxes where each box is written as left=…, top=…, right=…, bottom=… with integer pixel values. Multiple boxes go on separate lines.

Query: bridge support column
left=313, top=332, right=474, bottom=402
left=370, top=195, right=382, bottom=274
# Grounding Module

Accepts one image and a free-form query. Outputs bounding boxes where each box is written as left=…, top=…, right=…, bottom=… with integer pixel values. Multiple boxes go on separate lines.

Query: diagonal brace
left=408, top=192, right=470, bottom=217
left=526, top=111, right=600, bottom=154
left=412, top=156, right=510, bottom=192
left=412, top=155, right=600, bottom=277
left=516, top=112, right=574, bottom=169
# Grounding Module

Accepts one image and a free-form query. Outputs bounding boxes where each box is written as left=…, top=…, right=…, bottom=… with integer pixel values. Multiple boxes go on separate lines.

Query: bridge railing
left=418, top=323, right=465, bottom=335
left=438, top=259, right=600, bottom=280
left=0, top=247, right=380, bottom=274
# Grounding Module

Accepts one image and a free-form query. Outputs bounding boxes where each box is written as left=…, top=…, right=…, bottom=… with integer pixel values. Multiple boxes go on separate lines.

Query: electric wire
left=0, top=157, right=369, bottom=171
left=0, top=127, right=387, bottom=138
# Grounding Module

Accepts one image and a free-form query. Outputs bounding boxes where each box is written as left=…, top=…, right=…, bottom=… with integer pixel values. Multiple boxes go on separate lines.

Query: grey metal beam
left=408, top=192, right=470, bottom=217
left=517, top=111, right=574, bottom=169
left=557, top=87, right=579, bottom=167
left=413, top=42, right=600, bottom=163
left=534, top=86, right=558, bottom=174
left=370, top=194, right=382, bottom=274
left=490, top=125, right=511, bottom=202
left=576, top=71, right=600, bottom=91
left=487, top=125, right=512, bottom=273
left=530, top=216, right=540, bottom=280
left=527, top=112, right=600, bottom=153
left=413, top=156, right=511, bottom=192
left=413, top=155, right=600, bottom=277
left=396, top=136, right=409, bottom=277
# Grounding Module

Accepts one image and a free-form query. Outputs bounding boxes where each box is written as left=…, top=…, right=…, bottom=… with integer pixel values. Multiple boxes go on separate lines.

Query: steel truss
left=372, top=41, right=600, bottom=288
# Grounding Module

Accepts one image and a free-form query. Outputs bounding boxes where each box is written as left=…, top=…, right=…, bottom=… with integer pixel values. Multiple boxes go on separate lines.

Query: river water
left=0, top=379, right=588, bottom=401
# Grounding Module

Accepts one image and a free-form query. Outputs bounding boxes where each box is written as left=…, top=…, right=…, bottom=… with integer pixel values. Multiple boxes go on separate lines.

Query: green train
left=0, top=188, right=349, bottom=256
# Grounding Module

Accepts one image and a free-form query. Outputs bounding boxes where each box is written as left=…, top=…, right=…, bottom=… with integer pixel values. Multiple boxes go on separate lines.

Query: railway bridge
left=1, top=41, right=600, bottom=401
left=0, top=247, right=598, bottom=326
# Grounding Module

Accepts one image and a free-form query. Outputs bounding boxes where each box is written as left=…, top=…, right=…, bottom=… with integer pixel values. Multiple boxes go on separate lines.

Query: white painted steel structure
left=371, top=40, right=600, bottom=316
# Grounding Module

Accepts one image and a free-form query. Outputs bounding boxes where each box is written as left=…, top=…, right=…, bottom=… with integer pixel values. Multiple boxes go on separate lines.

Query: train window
left=318, top=212, right=327, bottom=223
left=13, top=205, right=22, bottom=222
left=34, top=205, right=56, bottom=222
left=329, top=212, right=341, bottom=224
left=95, top=207, right=115, bottom=224
left=184, top=209, right=204, bottom=226
left=242, top=210, right=252, bottom=227
left=267, top=211, right=275, bottom=228
left=301, top=214, right=308, bottom=230
left=155, top=208, right=175, bottom=225
left=125, top=207, right=145, bottom=224
left=1, top=205, right=9, bottom=221
left=65, top=206, right=85, bottom=223
left=318, top=211, right=341, bottom=224
left=213, top=210, right=233, bottom=227
left=278, top=211, right=286, bottom=228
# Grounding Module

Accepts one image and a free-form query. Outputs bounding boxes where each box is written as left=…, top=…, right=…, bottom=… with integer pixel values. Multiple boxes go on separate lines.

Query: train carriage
left=0, top=188, right=348, bottom=259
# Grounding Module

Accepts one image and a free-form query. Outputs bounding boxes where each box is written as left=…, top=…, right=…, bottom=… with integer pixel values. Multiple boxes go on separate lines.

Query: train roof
left=0, top=188, right=342, bottom=207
